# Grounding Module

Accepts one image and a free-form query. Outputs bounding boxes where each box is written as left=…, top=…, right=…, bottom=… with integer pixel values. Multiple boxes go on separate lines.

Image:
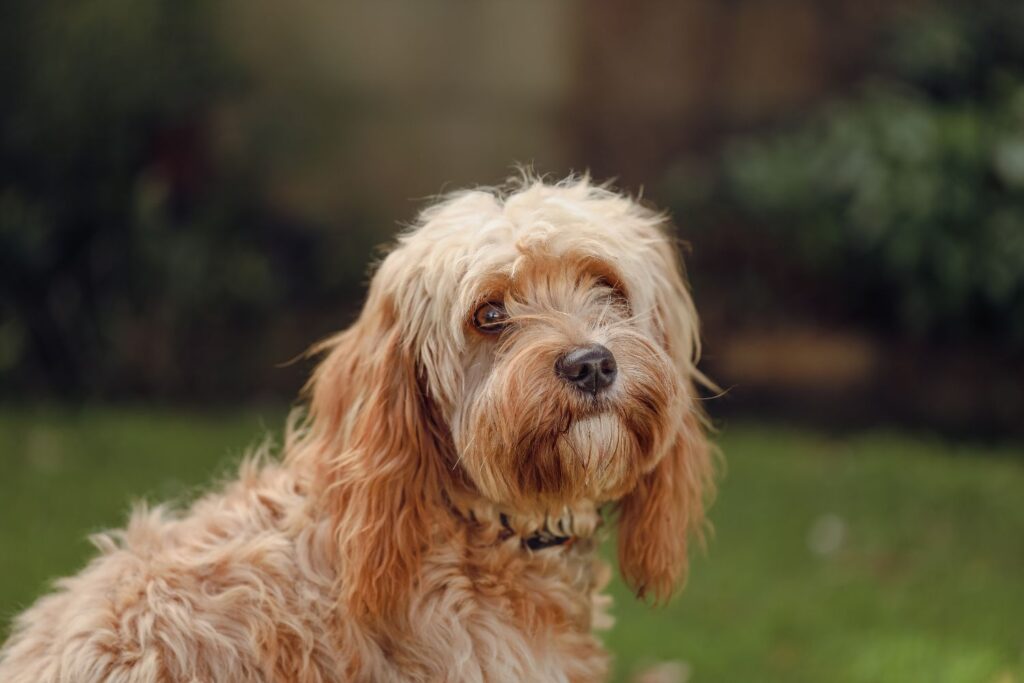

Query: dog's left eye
left=473, top=301, right=510, bottom=333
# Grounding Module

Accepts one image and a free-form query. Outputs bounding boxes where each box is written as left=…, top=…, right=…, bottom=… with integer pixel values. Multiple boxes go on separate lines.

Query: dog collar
left=445, top=494, right=599, bottom=552
left=500, top=513, right=572, bottom=551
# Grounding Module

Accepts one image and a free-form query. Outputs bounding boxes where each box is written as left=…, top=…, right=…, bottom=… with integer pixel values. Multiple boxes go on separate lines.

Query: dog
left=0, top=175, right=714, bottom=682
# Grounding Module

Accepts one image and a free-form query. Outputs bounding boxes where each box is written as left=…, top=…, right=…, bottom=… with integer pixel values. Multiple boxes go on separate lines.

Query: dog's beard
left=455, top=333, right=679, bottom=509
left=553, top=413, right=637, bottom=499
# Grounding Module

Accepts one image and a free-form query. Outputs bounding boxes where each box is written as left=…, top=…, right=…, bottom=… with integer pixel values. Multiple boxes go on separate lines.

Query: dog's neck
left=443, top=490, right=604, bottom=551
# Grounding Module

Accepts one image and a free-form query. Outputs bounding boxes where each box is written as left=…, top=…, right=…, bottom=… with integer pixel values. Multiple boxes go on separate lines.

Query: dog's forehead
left=405, top=187, right=663, bottom=284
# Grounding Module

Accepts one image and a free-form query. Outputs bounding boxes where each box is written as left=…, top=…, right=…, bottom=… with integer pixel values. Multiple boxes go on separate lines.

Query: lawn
left=1, top=407, right=1022, bottom=682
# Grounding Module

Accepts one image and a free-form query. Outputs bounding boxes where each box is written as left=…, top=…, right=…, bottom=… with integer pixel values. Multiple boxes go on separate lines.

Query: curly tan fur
left=0, top=175, right=715, bottom=682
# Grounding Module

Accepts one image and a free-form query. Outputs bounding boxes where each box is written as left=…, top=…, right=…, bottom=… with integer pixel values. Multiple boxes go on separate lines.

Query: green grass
left=1, top=408, right=1022, bottom=682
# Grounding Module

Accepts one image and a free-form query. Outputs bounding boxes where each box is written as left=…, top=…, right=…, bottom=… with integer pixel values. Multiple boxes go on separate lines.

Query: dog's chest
left=378, top=536, right=613, bottom=682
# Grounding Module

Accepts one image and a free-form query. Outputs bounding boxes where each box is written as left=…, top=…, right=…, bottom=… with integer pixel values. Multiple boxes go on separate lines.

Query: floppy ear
left=300, top=290, right=454, bottom=624
left=616, top=232, right=715, bottom=604
left=617, top=410, right=712, bottom=603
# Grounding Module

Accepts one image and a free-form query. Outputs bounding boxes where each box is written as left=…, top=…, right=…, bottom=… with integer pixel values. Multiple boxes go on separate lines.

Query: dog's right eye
left=472, top=302, right=510, bottom=334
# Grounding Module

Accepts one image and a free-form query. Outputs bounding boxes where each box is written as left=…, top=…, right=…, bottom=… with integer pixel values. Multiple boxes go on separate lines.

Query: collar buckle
left=523, top=533, right=571, bottom=551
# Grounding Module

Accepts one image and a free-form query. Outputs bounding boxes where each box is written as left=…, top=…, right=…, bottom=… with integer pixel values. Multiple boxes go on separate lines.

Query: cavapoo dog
left=0, top=175, right=714, bottom=682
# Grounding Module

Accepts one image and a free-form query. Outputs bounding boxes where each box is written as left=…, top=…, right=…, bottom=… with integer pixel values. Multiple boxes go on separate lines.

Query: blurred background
left=1, top=1, right=1022, bottom=681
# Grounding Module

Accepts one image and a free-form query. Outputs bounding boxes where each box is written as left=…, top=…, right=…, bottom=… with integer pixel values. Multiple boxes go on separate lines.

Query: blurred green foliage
left=4, top=0, right=1023, bottom=404
left=700, top=2, right=1024, bottom=346
left=1, top=0, right=223, bottom=392
left=0, top=0, right=366, bottom=398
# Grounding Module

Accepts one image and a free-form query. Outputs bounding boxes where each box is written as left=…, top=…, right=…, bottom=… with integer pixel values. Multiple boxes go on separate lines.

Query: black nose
left=555, top=344, right=617, bottom=394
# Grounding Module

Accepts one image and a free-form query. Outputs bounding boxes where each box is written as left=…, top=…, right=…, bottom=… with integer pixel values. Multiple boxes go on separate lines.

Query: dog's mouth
left=461, top=363, right=673, bottom=505
left=573, top=394, right=616, bottom=419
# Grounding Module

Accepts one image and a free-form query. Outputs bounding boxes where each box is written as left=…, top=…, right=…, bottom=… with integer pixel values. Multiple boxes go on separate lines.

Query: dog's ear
left=300, top=289, right=454, bottom=624
left=616, top=231, right=715, bottom=604
left=617, top=410, right=711, bottom=603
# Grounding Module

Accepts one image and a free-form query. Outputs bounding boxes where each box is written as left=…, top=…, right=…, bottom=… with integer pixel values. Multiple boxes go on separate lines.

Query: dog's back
left=0, top=459, right=347, bottom=682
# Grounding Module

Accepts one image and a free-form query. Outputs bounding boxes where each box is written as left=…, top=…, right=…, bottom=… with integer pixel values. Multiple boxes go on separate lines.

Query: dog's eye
left=595, top=276, right=630, bottom=309
left=473, top=301, right=510, bottom=333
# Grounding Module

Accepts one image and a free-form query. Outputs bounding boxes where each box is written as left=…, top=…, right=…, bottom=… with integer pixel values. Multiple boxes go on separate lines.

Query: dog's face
left=367, top=181, right=703, bottom=511
left=303, top=178, right=712, bottom=615
left=448, top=243, right=682, bottom=509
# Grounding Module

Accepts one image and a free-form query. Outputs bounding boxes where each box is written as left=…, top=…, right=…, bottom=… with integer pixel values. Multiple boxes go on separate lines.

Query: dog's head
left=298, top=176, right=713, bottom=620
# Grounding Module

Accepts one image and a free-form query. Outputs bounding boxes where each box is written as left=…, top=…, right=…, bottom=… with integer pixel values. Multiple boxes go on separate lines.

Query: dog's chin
left=553, top=412, right=639, bottom=500
left=461, top=408, right=647, bottom=509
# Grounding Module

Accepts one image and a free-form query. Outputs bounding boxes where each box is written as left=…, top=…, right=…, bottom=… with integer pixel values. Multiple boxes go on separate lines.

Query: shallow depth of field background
left=1, top=2, right=1023, bottom=681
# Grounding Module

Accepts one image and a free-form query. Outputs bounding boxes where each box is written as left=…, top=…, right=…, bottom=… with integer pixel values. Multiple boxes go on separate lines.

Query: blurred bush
left=4, top=0, right=1021, bottom=417
left=683, top=1, right=1024, bottom=349
left=0, top=0, right=368, bottom=398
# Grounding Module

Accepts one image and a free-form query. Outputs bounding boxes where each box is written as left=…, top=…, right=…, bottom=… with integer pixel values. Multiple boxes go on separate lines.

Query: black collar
left=524, top=533, right=571, bottom=551
left=500, top=513, right=572, bottom=551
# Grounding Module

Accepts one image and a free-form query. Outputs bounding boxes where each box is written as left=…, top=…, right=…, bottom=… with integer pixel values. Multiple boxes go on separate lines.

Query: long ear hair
left=294, top=284, right=456, bottom=624
left=616, top=231, right=716, bottom=604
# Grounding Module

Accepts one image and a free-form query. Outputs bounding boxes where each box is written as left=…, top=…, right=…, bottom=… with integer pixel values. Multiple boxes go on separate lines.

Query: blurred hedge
left=3, top=0, right=1023, bottom=405
left=677, top=2, right=1024, bottom=349
left=0, top=0, right=370, bottom=398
